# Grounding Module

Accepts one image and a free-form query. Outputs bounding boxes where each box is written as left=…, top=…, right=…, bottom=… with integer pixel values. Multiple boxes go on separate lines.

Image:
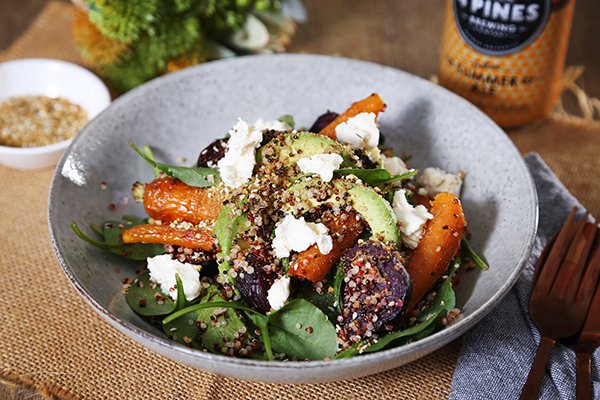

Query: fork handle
left=520, top=335, right=556, bottom=400
left=576, top=350, right=592, bottom=400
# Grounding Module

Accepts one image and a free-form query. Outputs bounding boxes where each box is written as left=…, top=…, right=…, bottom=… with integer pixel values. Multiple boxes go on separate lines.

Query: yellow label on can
left=439, top=0, right=575, bottom=127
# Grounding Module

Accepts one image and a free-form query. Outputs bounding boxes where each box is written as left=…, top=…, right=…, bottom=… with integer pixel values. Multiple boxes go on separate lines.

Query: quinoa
left=0, top=96, right=87, bottom=147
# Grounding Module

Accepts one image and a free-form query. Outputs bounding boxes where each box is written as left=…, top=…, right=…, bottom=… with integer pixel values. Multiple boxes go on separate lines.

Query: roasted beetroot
left=235, top=249, right=277, bottom=313
left=196, top=138, right=228, bottom=168
left=338, top=241, right=411, bottom=345
left=309, top=111, right=339, bottom=133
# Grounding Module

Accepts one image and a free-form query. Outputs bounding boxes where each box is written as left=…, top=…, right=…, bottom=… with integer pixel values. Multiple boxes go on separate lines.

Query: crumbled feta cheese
left=296, top=153, right=343, bottom=182
left=417, top=167, right=463, bottom=197
left=267, top=275, right=291, bottom=311
left=272, top=214, right=333, bottom=258
left=217, top=118, right=263, bottom=188
left=253, top=118, right=291, bottom=132
left=392, top=190, right=433, bottom=249
left=381, top=155, right=408, bottom=176
left=335, top=112, right=379, bottom=149
left=147, top=254, right=202, bottom=301
left=365, top=146, right=382, bottom=164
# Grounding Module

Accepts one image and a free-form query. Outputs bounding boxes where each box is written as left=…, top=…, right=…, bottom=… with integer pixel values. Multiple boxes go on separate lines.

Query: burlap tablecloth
left=1, top=2, right=598, bottom=399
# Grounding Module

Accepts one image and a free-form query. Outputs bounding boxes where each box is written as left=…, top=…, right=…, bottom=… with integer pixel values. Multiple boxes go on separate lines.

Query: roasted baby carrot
left=122, top=224, right=214, bottom=251
left=319, top=93, right=386, bottom=139
left=289, top=211, right=365, bottom=282
left=143, top=176, right=223, bottom=228
left=406, top=193, right=465, bottom=310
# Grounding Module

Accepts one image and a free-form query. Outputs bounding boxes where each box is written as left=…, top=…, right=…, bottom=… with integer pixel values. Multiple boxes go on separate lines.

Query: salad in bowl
left=72, top=93, right=486, bottom=361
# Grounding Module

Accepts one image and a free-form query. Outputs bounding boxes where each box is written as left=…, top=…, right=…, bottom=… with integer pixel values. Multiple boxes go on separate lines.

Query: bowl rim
left=48, top=53, right=539, bottom=371
left=0, top=58, right=110, bottom=153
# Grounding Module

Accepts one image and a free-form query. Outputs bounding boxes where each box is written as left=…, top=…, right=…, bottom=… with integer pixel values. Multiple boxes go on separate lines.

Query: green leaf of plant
left=130, top=142, right=221, bottom=187
left=71, top=222, right=164, bottom=261
left=294, top=280, right=338, bottom=323
left=334, top=168, right=418, bottom=186
left=277, top=114, right=295, bottom=129
left=161, top=297, right=273, bottom=358
left=141, top=145, right=160, bottom=177
left=174, top=274, right=189, bottom=311
left=461, top=238, right=489, bottom=271
left=268, top=299, right=338, bottom=360
left=126, top=271, right=176, bottom=316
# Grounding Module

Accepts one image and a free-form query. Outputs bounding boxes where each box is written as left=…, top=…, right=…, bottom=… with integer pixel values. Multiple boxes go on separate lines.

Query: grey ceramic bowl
left=49, top=54, right=538, bottom=383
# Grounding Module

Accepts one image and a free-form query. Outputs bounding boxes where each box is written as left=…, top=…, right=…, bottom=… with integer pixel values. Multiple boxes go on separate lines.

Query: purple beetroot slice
left=197, top=138, right=229, bottom=168
left=338, top=241, right=411, bottom=344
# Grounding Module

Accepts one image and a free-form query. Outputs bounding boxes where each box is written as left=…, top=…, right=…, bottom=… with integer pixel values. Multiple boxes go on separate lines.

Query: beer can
left=438, top=0, right=575, bottom=127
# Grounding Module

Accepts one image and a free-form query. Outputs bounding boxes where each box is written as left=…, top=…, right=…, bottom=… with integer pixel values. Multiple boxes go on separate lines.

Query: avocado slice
left=257, top=132, right=353, bottom=166
left=283, top=178, right=399, bottom=245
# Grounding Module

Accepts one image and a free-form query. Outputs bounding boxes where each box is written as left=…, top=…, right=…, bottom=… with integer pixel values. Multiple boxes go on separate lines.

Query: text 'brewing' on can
left=438, top=0, right=575, bottom=127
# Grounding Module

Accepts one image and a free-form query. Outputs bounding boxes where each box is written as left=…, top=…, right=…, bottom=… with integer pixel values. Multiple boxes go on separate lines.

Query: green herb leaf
left=126, top=271, right=176, bottom=316
left=90, top=223, right=104, bottom=238
left=334, top=168, right=418, bottom=186
left=461, top=238, right=489, bottom=271
left=294, top=280, right=338, bottom=323
left=174, top=274, right=189, bottom=311
left=162, top=286, right=219, bottom=350
left=243, top=311, right=273, bottom=361
left=161, top=298, right=273, bottom=358
left=71, top=221, right=164, bottom=261
left=268, top=299, right=338, bottom=360
left=130, top=142, right=220, bottom=187
left=162, top=301, right=257, bottom=325
left=277, top=114, right=295, bottom=129
left=142, top=145, right=160, bottom=177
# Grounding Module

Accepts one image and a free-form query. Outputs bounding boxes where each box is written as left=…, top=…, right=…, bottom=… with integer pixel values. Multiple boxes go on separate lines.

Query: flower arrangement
left=72, top=0, right=296, bottom=93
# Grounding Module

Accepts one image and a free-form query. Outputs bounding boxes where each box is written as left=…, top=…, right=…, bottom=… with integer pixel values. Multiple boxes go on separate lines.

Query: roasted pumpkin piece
left=319, top=93, right=386, bottom=139
left=143, top=176, right=223, bottom=228
left=289, top=211, right=365, bottom=282
left=406, top=192, right=465, bottom=310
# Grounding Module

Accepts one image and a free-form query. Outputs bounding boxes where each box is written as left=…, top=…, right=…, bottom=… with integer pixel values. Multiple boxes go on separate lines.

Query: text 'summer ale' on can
left=438, top=0, right=575, bottom=127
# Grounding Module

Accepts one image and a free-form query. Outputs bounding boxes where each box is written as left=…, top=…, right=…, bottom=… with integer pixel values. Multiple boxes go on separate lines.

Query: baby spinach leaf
left=294, top=280, right=338, bottom=323
left=277, top=114, right=295, bottom=129
left=162, top=308, right=204, bottom=349
left=334, top=168, right=418, bottom=186
left=90, top=223, right=104, bottom=238
left=162, top=299, right=274, bottom=359
left=130, top=143, right=221, bottom=188
left=243, top=311, right=273, bottom=361
left=174, top=274, right=189, bottom=311
left=461, top=238, right=489, bottom=271
left=71, top=222, right=164, bottom=260
left=268, top=299, right=338, bottom=360
left=162, top=285, right=218, bottom=349
left=126, top=271, right=176, bottom=316
left=122, top=214, right=149, bottom=225
left=141, top=145, right=160, bottom=177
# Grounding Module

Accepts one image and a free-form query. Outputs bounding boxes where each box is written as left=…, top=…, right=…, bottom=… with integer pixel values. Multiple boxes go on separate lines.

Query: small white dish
left=0, top=58, right=110, bottom=170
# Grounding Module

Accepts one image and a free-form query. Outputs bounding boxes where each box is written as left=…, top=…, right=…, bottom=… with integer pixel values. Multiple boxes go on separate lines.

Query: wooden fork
left=520, top=209, right=599, bottom=400
left=570, top=231, right=600, bottom=400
